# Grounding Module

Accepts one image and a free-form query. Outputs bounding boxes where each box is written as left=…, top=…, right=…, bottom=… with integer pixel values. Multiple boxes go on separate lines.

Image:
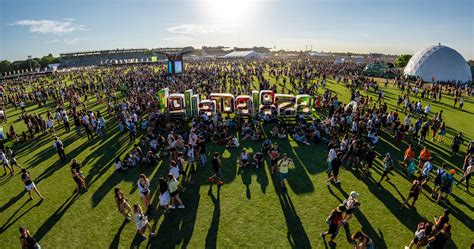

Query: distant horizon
left=1, top=0, right=472, bottom=61
left=2, top=43, right=472, bottom=62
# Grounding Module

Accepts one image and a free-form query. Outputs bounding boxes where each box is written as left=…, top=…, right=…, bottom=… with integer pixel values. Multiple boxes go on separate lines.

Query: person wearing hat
left=436, top=169, right=456, bottom=204
left=457, top=161, right=472, bottom=192
left=377, top=153, right=394, bottom=186
left=321, top=204, right=346, bottom=246
left=276, top=153, right=293, bottom=192
left=400, top=175, right=424, bottom=209
left=343, top=191, right=360, bottom=223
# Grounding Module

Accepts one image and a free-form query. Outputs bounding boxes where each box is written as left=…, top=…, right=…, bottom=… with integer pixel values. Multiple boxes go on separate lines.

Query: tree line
left=0, top=54, right=60, bottom=75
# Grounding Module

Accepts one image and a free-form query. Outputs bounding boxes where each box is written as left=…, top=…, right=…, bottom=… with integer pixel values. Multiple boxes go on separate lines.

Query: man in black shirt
left=253, top=152, right=264, bottom=169
left=198, top=137, right=207, bottom=166
left=209, top=152, right=223, bottom=186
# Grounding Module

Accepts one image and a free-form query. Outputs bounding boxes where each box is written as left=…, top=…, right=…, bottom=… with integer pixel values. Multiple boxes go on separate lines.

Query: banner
left=184, top=89, right=193, bottom=116
left=157, top=88, right=169, bottom=112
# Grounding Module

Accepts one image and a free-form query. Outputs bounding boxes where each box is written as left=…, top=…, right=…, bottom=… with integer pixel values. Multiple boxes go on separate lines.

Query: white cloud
left=64, top=38, right=81, bottom=44
left=161, top=35, right=193, bottom=41
left=10, top=18, right=87, bottom=34
left=167, top=24, right=233, bottom=35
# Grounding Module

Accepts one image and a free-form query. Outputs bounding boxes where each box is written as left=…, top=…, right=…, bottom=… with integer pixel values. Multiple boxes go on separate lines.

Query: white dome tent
left=404, top=44, right=472, bottom=83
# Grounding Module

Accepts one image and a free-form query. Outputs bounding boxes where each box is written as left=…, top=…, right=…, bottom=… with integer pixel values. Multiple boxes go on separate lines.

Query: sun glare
left=202, top=0, right=256, bottom=24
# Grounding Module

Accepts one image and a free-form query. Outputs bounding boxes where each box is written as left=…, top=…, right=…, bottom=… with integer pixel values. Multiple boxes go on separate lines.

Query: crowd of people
left=1, top=58, right=472, bottom=249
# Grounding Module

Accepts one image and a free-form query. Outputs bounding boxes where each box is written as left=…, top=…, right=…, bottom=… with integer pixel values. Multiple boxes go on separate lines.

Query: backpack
left=325, top=210, right=335, bottom=225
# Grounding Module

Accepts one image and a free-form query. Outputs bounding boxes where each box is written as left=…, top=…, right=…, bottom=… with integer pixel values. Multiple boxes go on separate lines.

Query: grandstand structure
left=59, top=47, right=195, bottom=68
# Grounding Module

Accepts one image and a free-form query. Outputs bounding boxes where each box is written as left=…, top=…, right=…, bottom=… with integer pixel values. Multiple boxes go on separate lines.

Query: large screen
left=168, top=61, right=173, bottom=74
left=174, top=61, right=183, bottom=74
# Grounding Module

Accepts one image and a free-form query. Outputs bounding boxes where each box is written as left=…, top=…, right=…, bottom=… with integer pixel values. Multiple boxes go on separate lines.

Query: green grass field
left=0, top=77, right=472, bottom=248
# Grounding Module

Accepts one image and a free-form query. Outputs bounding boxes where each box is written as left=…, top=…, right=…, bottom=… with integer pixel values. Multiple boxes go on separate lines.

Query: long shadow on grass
left=349, top=170, right=425, bottom=234
left=204, top=186, right=220, bottom=249
left=34, top=192, right=81, bottom=241
left=0, top=199, right=43, bottom=233
left=109, top=219, right=128, bottom=249
left=270, top=174, right=311, bottom=248
left=148, top=180, right=202, bottom=248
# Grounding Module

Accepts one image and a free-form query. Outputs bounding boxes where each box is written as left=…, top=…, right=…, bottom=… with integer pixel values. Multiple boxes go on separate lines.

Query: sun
left=202, top=0, right=256, bottom=24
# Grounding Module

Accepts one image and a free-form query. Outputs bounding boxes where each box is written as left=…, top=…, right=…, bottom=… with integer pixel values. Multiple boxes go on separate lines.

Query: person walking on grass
left=431, top=163, right=448, bottom=198
left=436, top=169, right=455, bottom=204
left=400, top=176, right=424, bottom=209
left=377, top=153, right=394, bottom=186
left=325, top=151, right=342, bottom=186
left=276, top=153, right=294, bottom=193
left=71, top=167, right=87, bottom=192
left=21, top=169, right=44, bottom=200
left=114, top=188, right=132, bottom=220
left=133, top=203, right=155, bottom=240
left=451, top=133, right=464, bottom=157
left=209, top=152, right=224, bottom=186
left=19, top=227, right=41, bottom=249
left=6, top=147, right=23, bottom=171
left=343, top=191, right=360, bottom=223
left=167, top=173, right=185, bottom=209
left=321, top=204, right=346, bottom=246
left=137, top=174, right=151, bottom=213
left=129, top=121, right=137, bottom=143
left=53, top=137, right=66, bottom=163
left=456, top=161, right=472, bottom=192
left=1, top=149, right=14, bottom=176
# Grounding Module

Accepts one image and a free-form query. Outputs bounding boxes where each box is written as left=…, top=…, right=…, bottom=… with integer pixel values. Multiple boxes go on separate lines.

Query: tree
left=0, top=60, right=13, bottom=74
left=395, top=54, right=412, bottom=68
left=39, top=54, right=59, bottom=68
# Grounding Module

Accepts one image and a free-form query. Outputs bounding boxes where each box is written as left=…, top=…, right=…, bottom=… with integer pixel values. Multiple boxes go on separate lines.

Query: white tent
left=404, top=44, right=472, bottom=83
left=223, top=51, right=259, bottom=59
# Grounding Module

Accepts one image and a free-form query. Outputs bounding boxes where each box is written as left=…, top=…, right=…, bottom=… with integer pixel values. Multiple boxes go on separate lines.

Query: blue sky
left=0, top=0, right=473, bottom=61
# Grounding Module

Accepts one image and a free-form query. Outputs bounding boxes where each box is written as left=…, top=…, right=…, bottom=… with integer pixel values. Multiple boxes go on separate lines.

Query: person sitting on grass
left=351, top=231, right=374, bottom=249
left=238, top=149, right=251, bottom=168
left=292, top=129, right=310, bottom=145
left=133, top=203, right=155, bottom=240
left=114, top=157, right=128, bottom=171
left=114, top=188, right=132, bottom=220
left=405, top=222, right=433, bottom=249
left=226, top=135, right=239, bottom=148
